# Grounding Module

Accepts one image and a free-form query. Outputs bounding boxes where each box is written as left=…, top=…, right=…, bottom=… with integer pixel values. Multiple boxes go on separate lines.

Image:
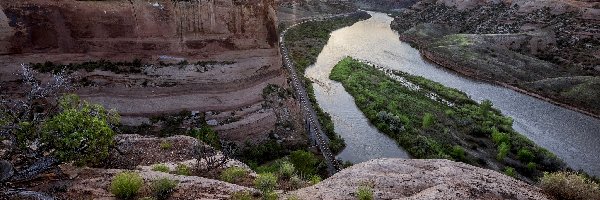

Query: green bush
left=289, top=175, right=305, bottom=189
left=220, top=167, right=248, bottom=183
left=526, top=162, right=537, bottom=171
left=254, top=173, right=278, bottom=193
left=309, top=175, right=321, bottom=185
left=497, top=142, right=510, bottom=161
left=356, top=185, right=374, bottom=200
left=279, top=161, right=296, bottom=179
left=540, top=172, right=600, bottom=200
left=152, top=164, right=170, bottom=173
left=42, top=94, right=119, bottom=166
left=263, top=191, right=278, bottom=200
left=175, top=164, right=190, bottom=176
left=491, top=130, right=510, bottom=145
left=517, top=148, right=534, bottom=162
left=503, top=167, right=516, bottom=177
left=190, top=126, right=220, bottom=149
left=289, top=150, right=319, bottom=176
left=422, top=113, right=435, bottom=128
left=450, top=145, right=465, bottom=161
left=110, top=172, right=144, bottom=199
left=231, top=190, right=253, bottom=200
left=152, top=178, right=178, bottom=200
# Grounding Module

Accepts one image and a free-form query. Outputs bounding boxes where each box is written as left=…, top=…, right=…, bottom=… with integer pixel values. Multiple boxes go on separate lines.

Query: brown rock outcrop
left=288, top=158, right=550, bottom=200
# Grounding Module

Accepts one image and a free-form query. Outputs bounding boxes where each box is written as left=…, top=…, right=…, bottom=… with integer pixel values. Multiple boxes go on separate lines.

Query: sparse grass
left=152, top=178, right=178, bottom=200
left=231, top=190, right=254, bottom=200
left=540, top=171, right=600, bottom=200
left=309, top=175, right=321, bottom=185
left=152, top=164, right=170, bottom=173
left=356, top=185, right=374, bottom=200
left=159, top=141, right=173, bottom=150
left=220, top=167, right=249, bottom=184
left=110, top=172, right=144, bottom=199
left=175, top=164, right=190, bottom=176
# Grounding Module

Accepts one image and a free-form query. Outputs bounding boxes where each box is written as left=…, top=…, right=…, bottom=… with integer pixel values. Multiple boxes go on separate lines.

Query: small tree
left=41, top=94, right=119, bottom=166
left=289, top=150, right=318, bottom=176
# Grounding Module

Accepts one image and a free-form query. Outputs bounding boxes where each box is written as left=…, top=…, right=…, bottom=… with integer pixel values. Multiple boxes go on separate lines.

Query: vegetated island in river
left=330, top=57, right=566, bottom=182
left=283, top=11, right=371, bottom=154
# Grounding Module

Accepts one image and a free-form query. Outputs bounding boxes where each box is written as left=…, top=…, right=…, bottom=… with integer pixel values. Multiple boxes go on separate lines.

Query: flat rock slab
left=288, top=158, right=550, bottom=200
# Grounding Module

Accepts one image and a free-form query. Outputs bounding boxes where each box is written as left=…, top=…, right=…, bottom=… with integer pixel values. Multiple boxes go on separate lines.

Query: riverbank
left=330, top=57, right=565, bottom=182
left=390, top=0, right=600, bottom=119
left=283, top=11, right=372, bottom=154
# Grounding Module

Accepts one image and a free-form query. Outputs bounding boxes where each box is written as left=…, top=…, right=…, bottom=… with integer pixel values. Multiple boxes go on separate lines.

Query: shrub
left=110, top=172, right=144, bottom=199
left=450, top=145, right=465, bottom=161
left=254, top=173, right=278, bottom=193
left=289, top=150, right=319, bottom=176
left=356, top=185, right=374, bottom=200
left=289, top=175, right=305, bottom=189
left=497, top=142, right=510, bottom=161
left=540, top=172, right=600, bottom=200
left=231, top=190, right=253, bottom=200
left=152, top=164, right=170, bottom=173
left=503, top=167, right=516, bottom=177
left=422, top=113, right=435, bottom=128
left=264, top=191, right=278, bottom=200
left=191, top=126, right=220, bottom=149
left=517, top=148, right=534, bottom=162
left=220, top=167, right=248, bottom=183
left=152, top=178, right=178, bottom=200
left=526, top=162, right=537, bottom=171
left=491, top=129, right=509, bottom=145
left=175, top=164, right=190, bottom=176
left=41, top=94, right=119, bottom=166
left=309, top=175, right=321, bottom=185
left=279, top=161, right=296, bottom=179
left=160, top=141, right=172, bottom=150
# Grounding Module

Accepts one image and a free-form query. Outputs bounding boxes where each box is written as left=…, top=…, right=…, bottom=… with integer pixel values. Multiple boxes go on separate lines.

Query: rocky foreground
left=288, top=159, right=550, bottom=200
left=3, top=134, right=552, bottom=200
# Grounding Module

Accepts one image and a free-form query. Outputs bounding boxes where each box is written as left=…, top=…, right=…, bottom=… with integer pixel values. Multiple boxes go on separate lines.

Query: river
left=304, top=11, right=600, bottom=176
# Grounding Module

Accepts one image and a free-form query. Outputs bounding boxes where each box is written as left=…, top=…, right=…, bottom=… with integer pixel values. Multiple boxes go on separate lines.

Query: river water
left=305, top=11, right=600, bottom=176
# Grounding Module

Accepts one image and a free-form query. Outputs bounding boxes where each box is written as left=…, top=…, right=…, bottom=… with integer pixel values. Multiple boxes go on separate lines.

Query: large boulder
left=288, top=158, right=550, bottom=200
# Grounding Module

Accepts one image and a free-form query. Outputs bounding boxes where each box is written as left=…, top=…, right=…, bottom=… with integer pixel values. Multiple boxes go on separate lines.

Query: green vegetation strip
left=284, top=12, right=371, bottom=153
left=330, top=57, right=565, bottom=181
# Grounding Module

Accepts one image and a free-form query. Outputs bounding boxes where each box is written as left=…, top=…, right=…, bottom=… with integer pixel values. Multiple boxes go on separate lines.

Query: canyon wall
left=0, top=0, right=278, bottom=56
left=0, top=0, right=305, bottom=146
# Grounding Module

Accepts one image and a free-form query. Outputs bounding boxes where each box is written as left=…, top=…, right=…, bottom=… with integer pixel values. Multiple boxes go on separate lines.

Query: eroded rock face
left=0, top=0, right=278, bottom=55
left=288, top=158, right=550, bottom=200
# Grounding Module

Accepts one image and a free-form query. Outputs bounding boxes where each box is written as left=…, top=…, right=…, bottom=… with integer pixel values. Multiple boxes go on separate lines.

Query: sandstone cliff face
left=288, top=158, right=550, bottom=200
left=0, top=0, right=278, bottom=56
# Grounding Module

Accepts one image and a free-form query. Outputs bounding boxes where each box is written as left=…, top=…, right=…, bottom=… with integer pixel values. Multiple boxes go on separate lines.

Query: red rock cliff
left=0, top=0, right=278, bottom=56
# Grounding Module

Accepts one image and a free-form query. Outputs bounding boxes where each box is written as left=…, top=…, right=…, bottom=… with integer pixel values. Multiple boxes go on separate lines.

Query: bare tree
left=1, top=64, right=70, bottom=160
left=194, top=140, right=237, bottom=175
